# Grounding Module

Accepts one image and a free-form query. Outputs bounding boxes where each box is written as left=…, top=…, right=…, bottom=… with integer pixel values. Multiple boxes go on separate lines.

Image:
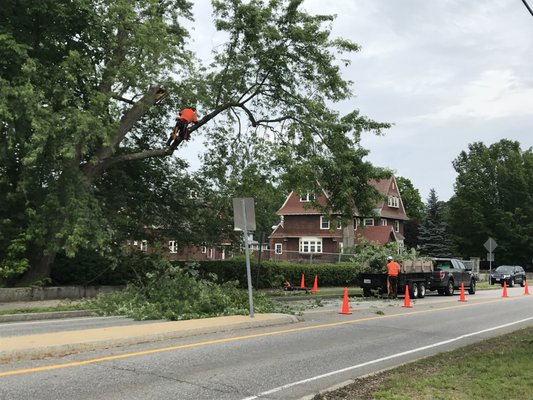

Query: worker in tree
left=166, top=106, right=198, bottom=149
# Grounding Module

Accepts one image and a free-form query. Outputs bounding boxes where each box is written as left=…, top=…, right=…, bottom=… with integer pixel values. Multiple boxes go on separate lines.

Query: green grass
left=350, top=326, right=533, bottom=400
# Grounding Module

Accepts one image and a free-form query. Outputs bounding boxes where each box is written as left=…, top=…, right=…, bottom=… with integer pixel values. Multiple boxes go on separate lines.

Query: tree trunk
left=17, top=249, right=57, bottom=286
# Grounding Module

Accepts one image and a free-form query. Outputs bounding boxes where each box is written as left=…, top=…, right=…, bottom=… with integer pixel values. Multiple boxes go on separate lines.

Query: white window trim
left=168, top=240, right=178, bottom=253
left=275, top=243, right=283, bottom=254
left=363, top=218, right=374, bottom=227
left=299, top=237, right=323, bottom=254
left=201, top=246, right=207, bottom=254
left=394, top=220, right=400, bottom=232
left=320, top=216, right=330, bottom=230
left=208, top=248, right=214, bottom=259
left=381, top=219, right=388, bottom=226
left=336, top=217, right=342, bottom=230
left=388, top=196, right=399, bottom=208
left=299, top=193, right=315, bottom=202
left=140, top=240, right=148, bottom=252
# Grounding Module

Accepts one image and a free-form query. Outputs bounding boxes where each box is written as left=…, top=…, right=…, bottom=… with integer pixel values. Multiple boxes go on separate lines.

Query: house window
left=354, top=218, right=359, bottom=230
left=300, top=193, right=315, bottom=202
left=381, top=219, right=388, bottom=226
left=208, top=248, right=214, bottom=259
left=320, top=216, right=330, bottom=229
left=299, top=237, right=322, bottom=253
left=394, top=220, right=400, bottom=232
left=336, top=217, right=342, bottom=230
left=201, top=246, right=207, bottom=254
left=388, top=196, right=399, bottom=208
left=140, top=240, right=148, bottom=252
left=339, top=242, right=344, bottom=253
left=363, top=218, right=374, bottom=226
left=168, top=241, right=178, bottom=253
left=275, top=243, right=282, bottom=254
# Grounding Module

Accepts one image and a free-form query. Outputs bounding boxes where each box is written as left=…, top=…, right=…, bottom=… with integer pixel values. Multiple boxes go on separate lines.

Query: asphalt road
left=1, top=287, right=533, bottom=400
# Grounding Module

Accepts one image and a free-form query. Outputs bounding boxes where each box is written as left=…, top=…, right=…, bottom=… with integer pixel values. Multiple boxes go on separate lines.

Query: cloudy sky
left=185, top=0, right=533, bottom=202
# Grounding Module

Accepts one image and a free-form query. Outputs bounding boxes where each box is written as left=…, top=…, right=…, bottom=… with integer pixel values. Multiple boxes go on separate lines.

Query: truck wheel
left=509, top=278, right=515, bottom=287
left=417, top=282, right=426, bottom=298
left=444, top=280, right=454, bottom=296
left=437, top=289, right=445, bottom=295
left=410, top=283, right=418, bottom=299
left=363, top=288, right=372, bottom=297
left=468, top=279, right=476, bottom=295
left=520, top=278, right=525, bottom=287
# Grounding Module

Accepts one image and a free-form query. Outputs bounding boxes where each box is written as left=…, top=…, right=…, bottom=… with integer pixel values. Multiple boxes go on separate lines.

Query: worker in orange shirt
left=386, top=256, right=401, bottom=298
left=166, top=106, right=199, bottom=149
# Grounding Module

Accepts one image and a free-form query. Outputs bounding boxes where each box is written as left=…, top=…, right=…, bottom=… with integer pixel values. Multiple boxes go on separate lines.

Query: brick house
left=268, top=176, right=408, bottom=262
left=127, top=238, right=234, bottom=261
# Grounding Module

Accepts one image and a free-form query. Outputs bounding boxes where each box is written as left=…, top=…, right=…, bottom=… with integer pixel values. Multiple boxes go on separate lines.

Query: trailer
left=357, top=260, right=433, bottom=298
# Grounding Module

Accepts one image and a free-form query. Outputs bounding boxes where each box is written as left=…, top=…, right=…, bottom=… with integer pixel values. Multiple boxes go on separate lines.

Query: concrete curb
left=0, top=313, right=299, bottom=364
left=0, top=310, right=97, bottom=323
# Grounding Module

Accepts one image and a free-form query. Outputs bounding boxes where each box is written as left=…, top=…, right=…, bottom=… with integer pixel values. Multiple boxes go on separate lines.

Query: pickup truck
left=430, top=258, right=476, bottom=295
left=358, top=258, right=477, bottom=298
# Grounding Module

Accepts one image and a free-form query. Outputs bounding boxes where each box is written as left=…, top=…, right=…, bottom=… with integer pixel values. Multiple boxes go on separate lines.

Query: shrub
left=89, top=259, right=281, bottom=320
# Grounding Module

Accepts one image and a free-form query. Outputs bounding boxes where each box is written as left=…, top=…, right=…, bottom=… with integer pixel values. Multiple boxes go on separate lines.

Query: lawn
left=314, top=326, right=533, bottom=400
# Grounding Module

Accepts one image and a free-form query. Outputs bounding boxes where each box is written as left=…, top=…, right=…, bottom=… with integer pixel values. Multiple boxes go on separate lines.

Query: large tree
left=0, top=0, right=390, bottom=283
left=396, top=176, right=424, bottom=249
left=448, top=140, right=533, bottom=265
left=418, top=189, right=455, bottom=257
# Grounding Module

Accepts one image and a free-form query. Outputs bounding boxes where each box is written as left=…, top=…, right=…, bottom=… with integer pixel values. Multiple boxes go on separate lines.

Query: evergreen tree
left=418, top=189, right=455, bottom=257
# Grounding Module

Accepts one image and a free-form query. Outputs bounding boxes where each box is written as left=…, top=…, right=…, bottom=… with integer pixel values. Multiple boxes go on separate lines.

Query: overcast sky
left=185, top=0, right=533, bottom=202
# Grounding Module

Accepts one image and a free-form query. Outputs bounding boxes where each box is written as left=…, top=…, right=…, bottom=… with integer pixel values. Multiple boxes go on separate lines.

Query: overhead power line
left=523, top=0, right=533, bottom=17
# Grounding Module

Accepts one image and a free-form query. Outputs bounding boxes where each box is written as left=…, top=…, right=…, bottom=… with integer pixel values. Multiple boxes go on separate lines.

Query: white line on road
left=241, top=316, right=533, bottom=400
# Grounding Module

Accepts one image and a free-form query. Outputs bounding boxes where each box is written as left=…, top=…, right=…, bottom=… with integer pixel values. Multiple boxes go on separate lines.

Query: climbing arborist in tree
left=166, top=106, right=198, bottom=149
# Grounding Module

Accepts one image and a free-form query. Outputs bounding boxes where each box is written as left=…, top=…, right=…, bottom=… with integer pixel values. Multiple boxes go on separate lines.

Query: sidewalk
left=0, top=313, right=298, bottom=364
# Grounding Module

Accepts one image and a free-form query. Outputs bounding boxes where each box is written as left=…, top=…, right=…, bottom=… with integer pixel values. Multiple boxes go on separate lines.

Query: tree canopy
left=0, top=0, right=390, bottom=283
left=396, top=176, right=424, bottom=249
left=448, top=140, right=533, bottom=265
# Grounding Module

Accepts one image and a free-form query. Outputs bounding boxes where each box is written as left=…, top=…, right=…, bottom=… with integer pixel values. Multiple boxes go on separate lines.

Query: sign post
left=484, top=237, right=497, bottom=279
left=233, top=198, right=256, bottom=318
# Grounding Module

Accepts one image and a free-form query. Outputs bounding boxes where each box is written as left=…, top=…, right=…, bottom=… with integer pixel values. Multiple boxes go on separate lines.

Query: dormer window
left=388, top=196, right=399, bottom=208
left=300, top=193, right=315, bottom=202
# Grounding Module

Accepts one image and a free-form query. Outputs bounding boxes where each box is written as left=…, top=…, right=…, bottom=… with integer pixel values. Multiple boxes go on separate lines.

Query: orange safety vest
left=179, top=108, right=198, bottom=124
left=387, top=261, right=401, bottom=276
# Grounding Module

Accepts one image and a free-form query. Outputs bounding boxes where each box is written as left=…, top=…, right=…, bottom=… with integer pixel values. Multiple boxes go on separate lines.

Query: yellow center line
left=0, top=296, right=525, bottom=377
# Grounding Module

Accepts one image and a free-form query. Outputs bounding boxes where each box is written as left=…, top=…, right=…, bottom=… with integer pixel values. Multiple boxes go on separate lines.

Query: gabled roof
left=355, top=226, right=403, bottom=245
left=275, top=190, right=331, bottom=216
left=368, top=177, right=408, bottom=221
left=276, top=177, right=408, bottom=220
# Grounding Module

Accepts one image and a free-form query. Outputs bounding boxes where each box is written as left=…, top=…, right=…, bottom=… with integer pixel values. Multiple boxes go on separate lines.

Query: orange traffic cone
left=338, top=287, right=352, bottom=315
left=402, top=285, right=412, bottom=308
left=524, top=279, right=530, bottom=295
left=300, top=274, right=305, bottom=289
left=311, top=275, right=318, bottom=293
left=502, top=280, right=508, bottom=298
left=458, top=282, right=467, bottom=302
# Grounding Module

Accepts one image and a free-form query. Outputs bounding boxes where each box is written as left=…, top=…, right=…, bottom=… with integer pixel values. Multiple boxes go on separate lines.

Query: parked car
left=430, top=258, right=476, bottom=296
left=489, top=265, right=526, bottom=287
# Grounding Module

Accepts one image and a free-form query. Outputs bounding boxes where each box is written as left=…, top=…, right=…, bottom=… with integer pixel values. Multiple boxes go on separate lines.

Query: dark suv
left=489, top=265, right=526, bottom=287
left=430, top=258, right=476, bottom=296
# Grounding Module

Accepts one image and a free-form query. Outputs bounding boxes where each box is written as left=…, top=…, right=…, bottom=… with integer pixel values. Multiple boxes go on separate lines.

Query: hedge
left=50, top=252, right=366, bottom=288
